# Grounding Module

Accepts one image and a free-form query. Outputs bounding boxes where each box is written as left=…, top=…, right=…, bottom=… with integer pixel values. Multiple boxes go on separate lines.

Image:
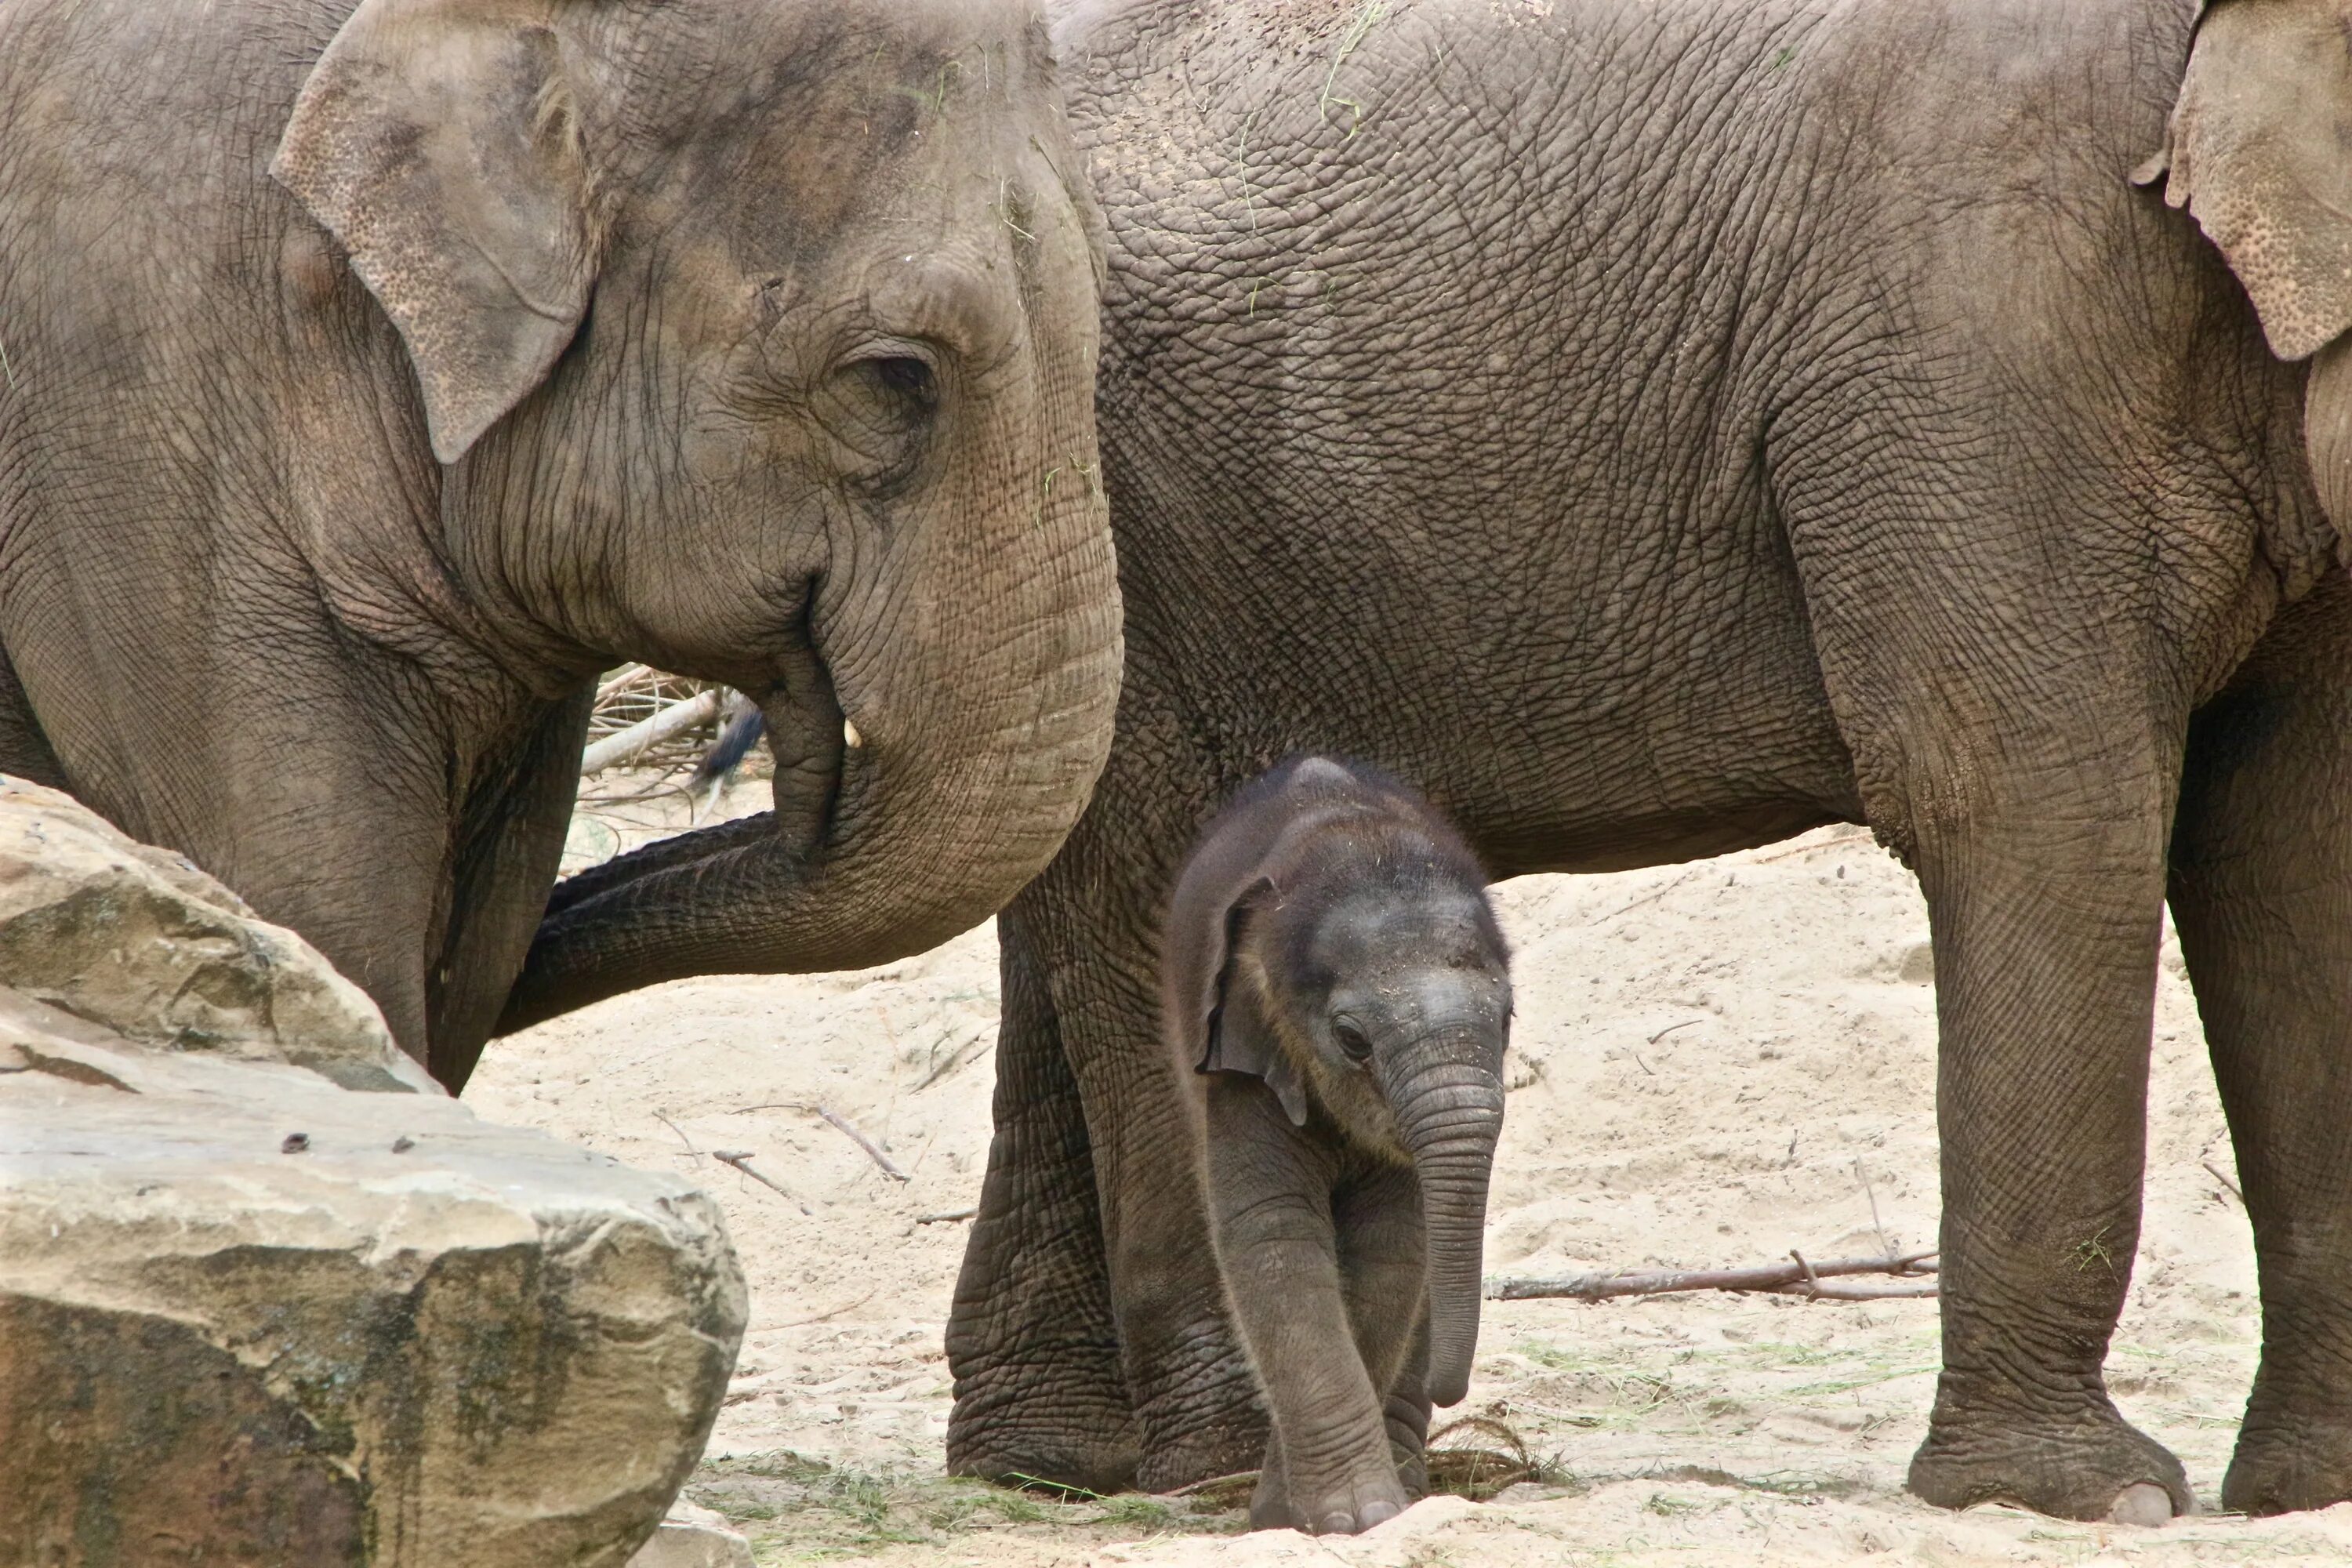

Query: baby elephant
left=1163, top=756, right=1512, bottom=1535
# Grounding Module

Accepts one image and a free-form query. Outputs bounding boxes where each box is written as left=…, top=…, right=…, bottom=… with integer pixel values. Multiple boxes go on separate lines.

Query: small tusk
left=842, top=717, right=864, bottom=750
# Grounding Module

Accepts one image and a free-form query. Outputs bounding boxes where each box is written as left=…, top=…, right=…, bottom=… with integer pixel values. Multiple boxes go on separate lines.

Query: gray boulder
left=0, top=782, right=748, bottom=1566
left=0, top=778, right=429, bottom=1091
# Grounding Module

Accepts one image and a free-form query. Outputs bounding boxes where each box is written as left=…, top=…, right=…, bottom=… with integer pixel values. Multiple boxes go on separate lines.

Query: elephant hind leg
left=2172, top=572, right=2352, bottom=1517
left=945, top=898, right=1140, bottom=1495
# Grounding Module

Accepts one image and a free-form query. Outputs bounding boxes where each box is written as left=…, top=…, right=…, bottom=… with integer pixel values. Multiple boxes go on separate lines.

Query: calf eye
left=1334, top=1022, right=1374, bottom=1064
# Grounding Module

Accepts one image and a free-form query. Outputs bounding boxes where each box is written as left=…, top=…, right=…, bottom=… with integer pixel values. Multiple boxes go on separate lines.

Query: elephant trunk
left=491, top=446, right=1122, bottom=1047
left=1399, top=1050, right=1505, bottom=1409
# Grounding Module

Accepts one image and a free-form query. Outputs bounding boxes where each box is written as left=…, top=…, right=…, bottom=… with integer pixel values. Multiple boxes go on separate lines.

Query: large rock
left=0, top=782, right=748, bottom=1566
left=0, top=778, right=429, bottom=1092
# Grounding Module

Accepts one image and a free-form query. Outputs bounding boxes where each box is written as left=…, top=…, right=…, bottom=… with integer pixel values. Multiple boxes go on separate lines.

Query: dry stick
left=1741, top=828, right=1875, bottom=866
left=916, top=1207, right=979, bottom=1225
left=912, top=1029, right=996, bottom=1092
left=593, top=662, right=653, bottom=705
left=2202, top=1159, right=2246, bottom=1206
left=652, top=1110, right=698, bottom=1152
left=1490, top=1249, right=1939, bottom=1303
left=712, top=1149, right=814, bottom=1214
left=580, top=688, right=721, bottom=775
left=735, top=1101, right=910, bottom=1182
left=815, top=1104, right=910, bottom=1181
left=1854, top=1158, right=1893, bottom=1255
left=761, top=1288, right=880, bottom=1332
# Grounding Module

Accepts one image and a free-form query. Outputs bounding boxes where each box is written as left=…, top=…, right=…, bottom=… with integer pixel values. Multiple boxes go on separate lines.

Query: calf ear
left=2143, top=0, right=2352, bottom=362
left=1195, top=882, right=1311, bottom=1128
left=272, top=0, right=601, bottom=463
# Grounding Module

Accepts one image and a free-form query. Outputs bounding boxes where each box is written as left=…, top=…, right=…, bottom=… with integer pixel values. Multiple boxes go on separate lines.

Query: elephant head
left=2141, top=0, right=2352, bottom=533
left=1179, top=759, right=1513, bottom=1409
left=270, top=0, right=1120, bottom=1044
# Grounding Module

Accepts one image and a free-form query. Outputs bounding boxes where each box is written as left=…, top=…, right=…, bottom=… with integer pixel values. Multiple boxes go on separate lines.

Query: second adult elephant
left=930, top=0, right=2352, bottom=1526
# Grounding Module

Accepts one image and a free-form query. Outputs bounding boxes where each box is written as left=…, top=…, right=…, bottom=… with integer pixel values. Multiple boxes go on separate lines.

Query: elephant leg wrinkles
left=1334, top=1167, right=1432, bottom=1497
left=2172, top=570, right=2352, bottom=1517
left=1899, top=785, right=2190, bottom=1521
left=946, top=877, right=1144, bottom=1493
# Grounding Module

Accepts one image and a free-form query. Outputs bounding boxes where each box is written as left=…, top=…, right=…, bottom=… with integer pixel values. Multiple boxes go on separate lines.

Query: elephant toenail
left=2107, top=1483, right=2175, bottom=1526
left=1359, top=1500, right=1403, bottom=1529
left=1319, top=1512, right=1358, bottom=1535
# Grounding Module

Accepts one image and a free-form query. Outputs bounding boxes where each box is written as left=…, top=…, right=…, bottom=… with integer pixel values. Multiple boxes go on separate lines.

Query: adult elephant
left=0, top=0, right=1121, bottom=1089
left=925, top=0, right=2352, bottom=1526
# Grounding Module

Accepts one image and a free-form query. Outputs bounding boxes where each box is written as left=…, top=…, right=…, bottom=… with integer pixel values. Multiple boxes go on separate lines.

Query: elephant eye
left=1334, top=1021, right=1374, bottom=1065
left=815, top=346, right=943, bottom=490
left=862, top=354, right=937, bottom=409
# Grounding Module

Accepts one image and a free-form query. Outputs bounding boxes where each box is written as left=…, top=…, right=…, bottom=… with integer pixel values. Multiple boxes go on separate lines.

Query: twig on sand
left=712, top=1149, right=814, bottom=1214
left=652, top=1110, right=697, bottom=1152
left=761, top=1288, right=880, bottom=1332
left=2201, top=1159, right=2246, bottom=1206
left=1490, top=1249, right=1939, bottom=1304
left=911, top=1027, right=995, bottom=1091
left=815, top=1104, right=910, bottom=1181
left=1854, top=1158, right=1893, bottom=1255
left=916, top=1207, right=978, bottom=1225
left=732, top=1100, right=909, bottom=1182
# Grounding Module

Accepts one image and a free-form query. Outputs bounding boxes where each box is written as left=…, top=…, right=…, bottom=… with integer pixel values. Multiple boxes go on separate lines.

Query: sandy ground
left=466, top=774, right=2352, bottom=1564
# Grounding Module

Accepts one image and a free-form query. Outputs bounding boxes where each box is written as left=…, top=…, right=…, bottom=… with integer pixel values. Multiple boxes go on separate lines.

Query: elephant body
left=1163, top=756, right=1511, bottom=1534
left=938, top=0, right=2352, bottom=1523
left=0, top=0, right=1121, bottom=1087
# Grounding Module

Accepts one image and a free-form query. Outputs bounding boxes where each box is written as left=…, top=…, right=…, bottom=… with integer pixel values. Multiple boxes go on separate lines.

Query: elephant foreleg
left=1897, top=772, right=2189, bottom=1522
left=1334, top=1167, right=1431, bottom=1496
left=426, top=686, right=591, bottom=1091
left=1207, top=1080, right=1406, bottom=1536
left=2172, top=570, right=2352, bottom=1516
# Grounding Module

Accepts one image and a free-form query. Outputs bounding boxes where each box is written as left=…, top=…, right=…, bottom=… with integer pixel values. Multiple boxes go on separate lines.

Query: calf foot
left=1251, top=1443, right=1411, bottom=1535
left=1907, top=1399, right=2190, bottom=1522
left=1287, top=1472, right=1411, bottom=1535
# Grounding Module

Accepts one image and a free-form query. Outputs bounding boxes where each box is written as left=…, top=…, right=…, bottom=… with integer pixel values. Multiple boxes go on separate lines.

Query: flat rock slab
left=627, top=1500, right=757, bottom=1568
left=1, top=1009, right=748, bottom=1567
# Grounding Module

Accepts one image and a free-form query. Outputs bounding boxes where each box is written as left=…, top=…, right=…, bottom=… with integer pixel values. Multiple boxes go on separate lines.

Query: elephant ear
left=2136, top=0, right=2352, bottom=363
left=271, top=0, right=601, bottom=463
left=1194, top=880, right=1310, bottom=1128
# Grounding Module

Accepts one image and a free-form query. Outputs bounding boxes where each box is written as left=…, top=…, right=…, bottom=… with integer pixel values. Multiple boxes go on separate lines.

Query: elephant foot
left=1907, top=1405, right=2190, bottom=1522
left=1251, top=1444, right=1410, bottom=1536
left=2223, top=1420, right=2352, bottom=1515
left=944, top=1372, right=1141, bottom=1495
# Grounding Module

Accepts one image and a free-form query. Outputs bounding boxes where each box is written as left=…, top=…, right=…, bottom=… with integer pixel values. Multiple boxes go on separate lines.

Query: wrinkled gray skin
left=1165, top=756, right=1510, bottom=1534
left=0, top=0, right=1120, bottom=1087
left=933, top=0, right=2352, bottom=1526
